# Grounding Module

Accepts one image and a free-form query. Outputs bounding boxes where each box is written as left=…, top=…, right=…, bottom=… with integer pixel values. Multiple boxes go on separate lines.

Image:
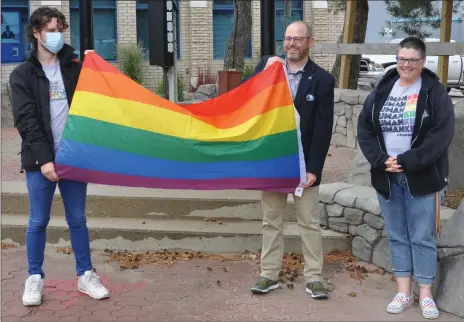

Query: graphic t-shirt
left=379, top=77, right=421, bottom=157
left=42, top=62, right=69, bottom=153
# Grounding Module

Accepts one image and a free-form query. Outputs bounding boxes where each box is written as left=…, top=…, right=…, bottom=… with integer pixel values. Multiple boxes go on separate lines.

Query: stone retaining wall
left=318, top=182, right=391, bottom=271
left=319, top=182, right=464, bottom=318
left=319, top=182, right=462, bottom=270
left=331, top=89, right=370, bottom=150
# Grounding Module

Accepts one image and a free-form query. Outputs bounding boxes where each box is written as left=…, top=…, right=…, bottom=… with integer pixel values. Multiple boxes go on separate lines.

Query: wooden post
left=437, top=0, right=452, bottom=88
left=339, top=0, right=356, bottom=89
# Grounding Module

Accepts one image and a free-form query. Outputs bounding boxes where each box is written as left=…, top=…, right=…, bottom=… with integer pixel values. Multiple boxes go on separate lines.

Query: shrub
left=117, top=42, right=146, bottom=84
left=155, top=74, right=185, bottom=102
left=188, top=66, right=218, bottom=92
left=242, top=64, right=255, bottom=80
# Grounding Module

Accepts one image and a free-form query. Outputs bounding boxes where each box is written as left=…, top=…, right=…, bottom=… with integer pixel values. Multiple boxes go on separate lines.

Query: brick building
left=1, top=0, right=344, bottom=93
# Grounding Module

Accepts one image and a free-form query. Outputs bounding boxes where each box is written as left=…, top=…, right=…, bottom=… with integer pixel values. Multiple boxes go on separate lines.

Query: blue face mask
left=42, top=32, right=64, bottom=54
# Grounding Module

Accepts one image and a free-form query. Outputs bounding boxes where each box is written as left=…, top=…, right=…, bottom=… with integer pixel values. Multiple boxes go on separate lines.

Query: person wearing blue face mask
left=9, top=6, right=109, bottom=306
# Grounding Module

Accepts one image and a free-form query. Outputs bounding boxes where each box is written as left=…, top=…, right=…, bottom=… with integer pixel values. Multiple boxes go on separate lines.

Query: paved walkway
left=1, top=128, right=357, bottom=183
left=2, top=246, right=462, bottom=321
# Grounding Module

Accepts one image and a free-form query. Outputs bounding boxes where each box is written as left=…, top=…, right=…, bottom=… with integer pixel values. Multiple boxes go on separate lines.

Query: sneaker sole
left=305, top=287, right=329, bottom=299
left=250, top=283, right=280, bottom=294
left=77, top=286, right=109, bottom=300
left=421, top=310, right=440, bottom=320
left=387, top=303, right=412, bottom=314
left=22, top=297, right=42, bottom=306
left=387, top=307, right=406, bottom=314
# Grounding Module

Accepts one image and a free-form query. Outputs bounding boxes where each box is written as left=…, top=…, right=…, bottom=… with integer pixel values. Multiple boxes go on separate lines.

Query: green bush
left=155, top=75, right=185, bottom=102
left=242, top=64, right=255, bottom=80
left=118, top=42, right=146, bottom=84
left=155, top=80, right=164, bottom=96
left=177, top=75, right=184, bottom=102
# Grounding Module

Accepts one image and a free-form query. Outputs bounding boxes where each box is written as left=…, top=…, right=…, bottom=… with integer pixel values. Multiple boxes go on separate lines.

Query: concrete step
left=3, top=181, right=456, bottom=225
left=440, top=207, right=455, bottom=226
left=1, top=214, right=352, bottom=254
left=2, top=181, right=298, bottom=222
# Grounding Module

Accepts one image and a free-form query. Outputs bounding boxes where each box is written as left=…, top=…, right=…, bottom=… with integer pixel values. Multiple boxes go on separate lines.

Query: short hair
left=398, top=36, right=426, bottom=58
left=27, top=6, right=68, bottom=48
left=287, top=20, right=313, bottom=37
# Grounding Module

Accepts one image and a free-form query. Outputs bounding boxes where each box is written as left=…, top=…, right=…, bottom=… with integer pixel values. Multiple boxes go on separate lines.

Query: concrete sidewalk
left=2, top=246, right=462, bottom=321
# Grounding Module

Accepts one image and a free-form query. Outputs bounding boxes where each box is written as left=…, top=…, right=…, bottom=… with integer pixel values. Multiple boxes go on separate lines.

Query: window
left=1, top=0, right=29, bottom=63
left=136, top=0, right=180, bottom=59
left=213, top=0, right=252, bottom=59
left=275, top=0, right=303, bottom=55
left=70, top=0, right=117, bottom=60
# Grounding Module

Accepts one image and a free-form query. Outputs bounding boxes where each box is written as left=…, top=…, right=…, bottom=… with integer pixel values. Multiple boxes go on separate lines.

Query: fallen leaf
left=142, top=221, right=146, bottom=224
left=222, top=267, right=227, bottom=272
left=56, top=247, right=73, bottom=255
left=207, top=267, right=213, bottom=271
left=216, top=280, right=221, bottom=287
left=326, top=284, right=336, bottom=292
left=348, top=291, right=357, bottom=297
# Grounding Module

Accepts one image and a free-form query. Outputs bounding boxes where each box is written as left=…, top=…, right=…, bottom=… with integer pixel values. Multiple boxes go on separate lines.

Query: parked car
left=357, top=57, right=385, bottom=90
left=361, top=38, right=464, bottom=93
left=359, top=57, right=385, bottom=79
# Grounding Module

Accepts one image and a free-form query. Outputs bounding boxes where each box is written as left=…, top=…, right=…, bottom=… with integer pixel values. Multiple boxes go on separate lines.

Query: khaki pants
left=260, top=186, right=323, bottom=283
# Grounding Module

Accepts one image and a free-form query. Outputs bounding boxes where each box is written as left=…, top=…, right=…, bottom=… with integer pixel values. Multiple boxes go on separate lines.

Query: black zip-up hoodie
left=9, top=44, right=81, bottom=171
left=357, top=67, right=455, bottom=200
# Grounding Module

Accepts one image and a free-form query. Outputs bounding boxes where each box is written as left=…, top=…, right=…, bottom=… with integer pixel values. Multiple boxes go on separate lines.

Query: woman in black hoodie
left=357, top=37, right=455, bottom=319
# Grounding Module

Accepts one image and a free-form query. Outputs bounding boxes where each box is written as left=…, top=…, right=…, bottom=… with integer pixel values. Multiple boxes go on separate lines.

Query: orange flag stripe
left=79, top=53, right=288, bottom=117
left=76, top=67, right=291, bottom=129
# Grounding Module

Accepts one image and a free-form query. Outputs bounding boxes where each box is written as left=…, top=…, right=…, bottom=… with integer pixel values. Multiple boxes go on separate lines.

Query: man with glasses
left=245, top=21, right=335, bottom=299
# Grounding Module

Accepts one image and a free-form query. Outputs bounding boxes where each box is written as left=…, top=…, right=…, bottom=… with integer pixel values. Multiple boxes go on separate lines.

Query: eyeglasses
left=396, top=56, right=423, bottom=65
left=283, top=36, right=311, bottom=44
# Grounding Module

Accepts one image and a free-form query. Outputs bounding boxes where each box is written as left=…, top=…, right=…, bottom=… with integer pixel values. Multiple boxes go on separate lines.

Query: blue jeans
left=26, top=171, right=92, bottom=277
left=377, top=172, right=441, bottom=285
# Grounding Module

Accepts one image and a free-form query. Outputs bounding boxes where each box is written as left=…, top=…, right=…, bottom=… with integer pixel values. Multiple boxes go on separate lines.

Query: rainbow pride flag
left=55, top=52, right=306, bottom=192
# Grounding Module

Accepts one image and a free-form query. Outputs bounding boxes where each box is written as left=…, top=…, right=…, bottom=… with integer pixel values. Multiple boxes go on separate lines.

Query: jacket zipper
left=404, top=93, right=428, bottom=198
left=372, top=99, right=391, bottom=202
left=410, top=93, right=427, bottom=148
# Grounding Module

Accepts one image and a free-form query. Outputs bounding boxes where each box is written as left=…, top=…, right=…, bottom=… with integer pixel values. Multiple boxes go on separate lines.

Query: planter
left=218, top=70, right=242, bottom=95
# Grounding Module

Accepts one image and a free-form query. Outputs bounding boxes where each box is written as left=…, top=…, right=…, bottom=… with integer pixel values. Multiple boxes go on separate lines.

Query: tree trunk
left=331, top=0, right=369, bottom=89
left=224, top=0, right=252, bottom=71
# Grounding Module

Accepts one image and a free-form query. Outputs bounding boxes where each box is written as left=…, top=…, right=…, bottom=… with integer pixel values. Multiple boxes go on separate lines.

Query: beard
left=285, top=46, right=309, bottom=62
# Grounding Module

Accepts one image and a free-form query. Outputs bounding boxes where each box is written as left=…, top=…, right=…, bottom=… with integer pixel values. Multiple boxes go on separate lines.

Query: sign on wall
left=1, top=10, right=24, bottom=62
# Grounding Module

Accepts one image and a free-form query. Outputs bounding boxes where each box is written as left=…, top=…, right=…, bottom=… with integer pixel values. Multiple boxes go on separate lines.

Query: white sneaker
left=386, top=292, right=414, bottom=313
left=420, top=297, right=440, bottom=319
left=22, top=274, right=44, bottom=306
left=77, top=270, right=109, bottom=300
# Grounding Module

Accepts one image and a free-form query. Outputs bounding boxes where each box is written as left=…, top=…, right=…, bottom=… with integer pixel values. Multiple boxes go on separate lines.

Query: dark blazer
left=244, top=55, right=335, bottom=186
left=10, top=43, right=81, bottom=171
